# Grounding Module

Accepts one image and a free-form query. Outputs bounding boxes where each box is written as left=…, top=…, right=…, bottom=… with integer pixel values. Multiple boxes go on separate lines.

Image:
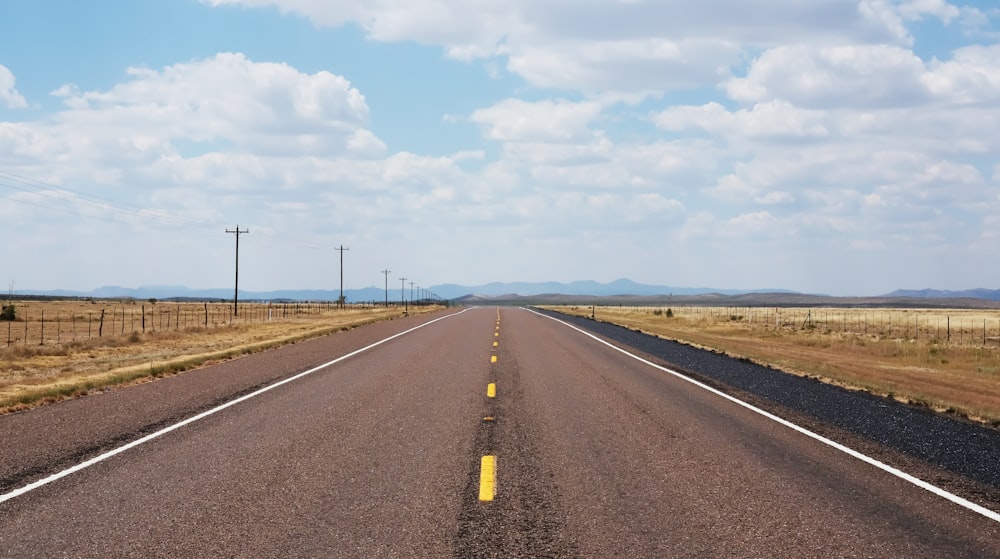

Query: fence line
left=1, top=300, right=400, bottom=348
left=607, top=305, right=1000, bottom=348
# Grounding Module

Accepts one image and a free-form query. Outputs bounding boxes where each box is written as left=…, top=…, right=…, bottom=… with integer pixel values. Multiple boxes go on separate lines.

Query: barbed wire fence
left=1, top=299, right=396, bottom=348
left=601, top=305, right=1000, bottom=347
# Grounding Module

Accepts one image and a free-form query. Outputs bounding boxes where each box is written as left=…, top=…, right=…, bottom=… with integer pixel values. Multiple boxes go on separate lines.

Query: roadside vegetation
left=549, top=305, right=1000, bottom=427
left=0, top=301, right=442, bottom=414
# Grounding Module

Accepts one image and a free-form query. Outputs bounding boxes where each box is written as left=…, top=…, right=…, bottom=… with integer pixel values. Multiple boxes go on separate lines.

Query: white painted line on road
left=0, top=308, right=474, bottom=505
left=528, top=308, right=1000, bottom=524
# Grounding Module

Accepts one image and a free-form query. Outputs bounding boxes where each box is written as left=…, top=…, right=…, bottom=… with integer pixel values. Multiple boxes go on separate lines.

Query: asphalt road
left=0, top=306, right=998, bottom=557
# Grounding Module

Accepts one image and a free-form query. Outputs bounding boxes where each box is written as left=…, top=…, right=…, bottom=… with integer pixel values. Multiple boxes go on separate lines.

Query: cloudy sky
left=1, top=0, right=998, bottom=296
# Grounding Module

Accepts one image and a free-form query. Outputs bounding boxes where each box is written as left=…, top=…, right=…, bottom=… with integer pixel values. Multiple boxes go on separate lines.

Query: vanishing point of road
left=0, top=307, right=997, bottom=557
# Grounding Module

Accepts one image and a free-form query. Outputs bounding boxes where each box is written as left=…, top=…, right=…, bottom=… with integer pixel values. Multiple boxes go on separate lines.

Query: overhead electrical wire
left=0, top=168, right=215, bottom=229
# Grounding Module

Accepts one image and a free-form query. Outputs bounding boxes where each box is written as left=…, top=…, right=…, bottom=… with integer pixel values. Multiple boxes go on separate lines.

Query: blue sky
left=1, top=0, right=999, bottom=296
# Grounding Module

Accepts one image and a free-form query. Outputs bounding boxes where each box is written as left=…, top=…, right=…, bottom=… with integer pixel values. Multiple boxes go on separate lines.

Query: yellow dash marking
left=487, top=383, right=496, bottom=398
left=483, top=416, right=495, bottom=422
left=479, top=455, right=496, bottom=501
left=493, top=341, right=498, bottom=347
left=494, top=332, right=499, bottom=337
left=490, top=355, right=497, bottom=363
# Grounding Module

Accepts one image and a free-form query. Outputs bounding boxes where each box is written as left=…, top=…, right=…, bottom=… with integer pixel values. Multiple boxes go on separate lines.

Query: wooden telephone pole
left=225, top=226, right=249, bottom=316
left=335, top=245, right=349, bottom=307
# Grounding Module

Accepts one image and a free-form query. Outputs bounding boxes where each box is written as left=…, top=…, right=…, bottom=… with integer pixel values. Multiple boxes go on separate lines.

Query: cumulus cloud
left=725, top=44, right=930, bottom=109
left=2, top=52, right=391, bottom=199
left=922, top=45, right=1000, bottom=105
left=896, top=0, right=961, bottom=23
left=0, top=65, right=28, bottom=109
left=200, top=0, right=926, bottom=94
left=654, top=101, right=831, bottom=141
left=7, top=1, right=1000, bottom=293
left=51, top=53, right=375, bottom=157
left=470, top=98, right=603, bottom=143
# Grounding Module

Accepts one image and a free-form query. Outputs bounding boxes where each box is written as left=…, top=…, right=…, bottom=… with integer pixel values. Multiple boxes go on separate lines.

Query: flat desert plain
left=0, top=299, right=438, bottom=413
left=550, top=305, right=1000, bottom=427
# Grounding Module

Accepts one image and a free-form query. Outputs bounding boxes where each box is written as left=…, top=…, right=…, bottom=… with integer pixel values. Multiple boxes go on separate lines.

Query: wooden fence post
left=98, top=309, right=106, bottom=337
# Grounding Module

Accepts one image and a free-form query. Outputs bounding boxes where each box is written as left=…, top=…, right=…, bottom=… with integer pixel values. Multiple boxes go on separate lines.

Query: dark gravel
left=540, top=309, right=1000, bottom=491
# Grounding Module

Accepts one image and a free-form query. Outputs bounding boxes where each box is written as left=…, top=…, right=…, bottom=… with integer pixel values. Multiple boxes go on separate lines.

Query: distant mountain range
left=15, top=285, right=390, bottom=303
left=432, top=278, right=797, bottom=299
left=11, top=281, right=1000, bottom=303
left=14, top=279, right=792, bottom=302
left=883, top=288, right=1000, bottom=301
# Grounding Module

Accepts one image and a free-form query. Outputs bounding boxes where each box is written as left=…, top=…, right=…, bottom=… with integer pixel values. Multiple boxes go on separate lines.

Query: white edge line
left=527, top=308, right=1000, bottom=523
left=0, top=308, right=473, bottom=505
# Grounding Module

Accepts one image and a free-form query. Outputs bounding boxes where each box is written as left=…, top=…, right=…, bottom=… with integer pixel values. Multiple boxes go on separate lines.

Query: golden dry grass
left=548, top=305, right=1000, bottom=426
left=0, top=300, right=441, bottom=413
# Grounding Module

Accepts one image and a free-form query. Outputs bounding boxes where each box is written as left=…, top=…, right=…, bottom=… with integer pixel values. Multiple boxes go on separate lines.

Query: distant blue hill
left=884, top=288, right=1000, bottom=301
left=16, top=282, right=1000, bottom=303
left=17, top=278, right=797, bottom=302
left=18, top=285, right=391, bottom=303
left=430, top=278, right=795, bottom=299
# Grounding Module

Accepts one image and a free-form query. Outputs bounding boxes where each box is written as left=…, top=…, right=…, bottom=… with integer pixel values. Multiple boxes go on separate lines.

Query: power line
left=335, top=245, right=349, bottom=307
left=0, top=168, right=211, bottom=228
left=381, top=269, right=391, bottom=307
left=226, top=226, right=249, bottom=316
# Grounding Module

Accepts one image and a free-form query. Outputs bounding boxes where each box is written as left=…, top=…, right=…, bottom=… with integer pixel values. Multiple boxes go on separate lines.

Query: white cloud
left=655, top=101, right=831, bottom=141
left=201, top=0, right=923, bottom=95
left=470, top=98, right=603, bottom=143
left=725, top=44, right=929, bottom=109
left=922, top=44, right=1000, bottom=105
left=0, top=65, right=28, bottom=109
left=7, top=2, right=1000, bottom=294
left=506, top=38, right=740, bottom=92
left=56, top=53, right=373, bottom=156
left=897, top=0, right=961, bottom=23
left=5, top=53, right=384, bottom=193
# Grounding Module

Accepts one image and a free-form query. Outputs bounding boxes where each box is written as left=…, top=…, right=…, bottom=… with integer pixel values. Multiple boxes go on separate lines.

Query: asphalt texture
left=0, top=306, right=997, bottom=557
left=541, top=308, right=1000, bottom=490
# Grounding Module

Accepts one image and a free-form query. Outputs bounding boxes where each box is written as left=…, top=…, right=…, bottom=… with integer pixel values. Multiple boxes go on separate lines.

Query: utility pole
left=225, top=225, right=249, bottom=316
left=410, top=281, right=414, bottom=304
left=381, top=269, right=391, bottom=307
left=399, top=276, right=407, bottom=312
left=335, top=245, right=349, bottom=308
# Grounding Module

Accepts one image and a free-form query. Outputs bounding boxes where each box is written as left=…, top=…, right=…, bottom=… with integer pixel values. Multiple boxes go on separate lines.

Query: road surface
left=0, top=306, right=997, bottom=557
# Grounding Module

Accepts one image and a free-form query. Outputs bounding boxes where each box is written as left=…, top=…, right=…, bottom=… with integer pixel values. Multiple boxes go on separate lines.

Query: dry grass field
left=0, top=299, right=440, bottom=413
left=550, top=305, right=1000, bottom=427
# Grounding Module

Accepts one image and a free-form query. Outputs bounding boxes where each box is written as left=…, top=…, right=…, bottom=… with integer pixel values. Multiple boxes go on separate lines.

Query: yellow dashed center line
left=479, top=455, right=496, bottom=501
left=478, top=312, right=502, bottom=502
